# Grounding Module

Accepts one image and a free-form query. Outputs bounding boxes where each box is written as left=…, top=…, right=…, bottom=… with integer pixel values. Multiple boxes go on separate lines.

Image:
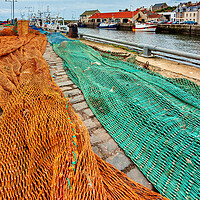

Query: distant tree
left=156, top=6, right=176, bottom=12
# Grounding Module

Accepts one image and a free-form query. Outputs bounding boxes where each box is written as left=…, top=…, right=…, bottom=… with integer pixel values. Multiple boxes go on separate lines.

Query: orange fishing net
left=0, top=30, right=168, bottom=199
left=0, top=27, right=17, bottom=36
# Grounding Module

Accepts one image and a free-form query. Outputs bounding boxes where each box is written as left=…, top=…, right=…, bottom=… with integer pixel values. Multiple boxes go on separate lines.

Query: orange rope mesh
left=0, top=30, right=168, bottom=199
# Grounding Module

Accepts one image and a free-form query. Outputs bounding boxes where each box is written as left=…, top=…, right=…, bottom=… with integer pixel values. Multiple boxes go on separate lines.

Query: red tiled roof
left=148, top=14, right=161, bottom=18
left=90, top=11, right=139, bottom=19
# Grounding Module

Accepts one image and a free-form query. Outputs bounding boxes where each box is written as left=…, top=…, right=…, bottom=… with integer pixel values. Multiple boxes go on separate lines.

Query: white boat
left=98, top=22, right=117, bottom=29
left=132, top=22, right=157, bottom=32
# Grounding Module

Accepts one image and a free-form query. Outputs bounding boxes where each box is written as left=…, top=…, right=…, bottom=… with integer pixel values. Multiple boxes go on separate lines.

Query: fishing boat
left=98, top=22, right=117, bottom=29
left=132, top=22, right=157, bottom=32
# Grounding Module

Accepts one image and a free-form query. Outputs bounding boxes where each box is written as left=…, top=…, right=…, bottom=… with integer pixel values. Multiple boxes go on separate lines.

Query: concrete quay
left=43, top=42, right=155, bottom=191
left=157, top=24, right=200, bottom=36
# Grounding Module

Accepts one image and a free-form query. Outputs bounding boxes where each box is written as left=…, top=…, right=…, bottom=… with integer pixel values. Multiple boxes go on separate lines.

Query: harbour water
left=79, top=28, right=200, bottom=55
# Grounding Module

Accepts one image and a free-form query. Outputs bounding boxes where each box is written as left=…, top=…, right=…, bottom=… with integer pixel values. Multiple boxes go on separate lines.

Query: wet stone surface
left=105, top=152, right=132, bottom=171
left=43, top=42, right=155, bottom=191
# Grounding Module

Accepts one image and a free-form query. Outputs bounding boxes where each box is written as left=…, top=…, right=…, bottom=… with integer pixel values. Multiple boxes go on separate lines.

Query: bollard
left=143, top=47, right=152, bottom=57
left=68, top=23, right=78, bottom=38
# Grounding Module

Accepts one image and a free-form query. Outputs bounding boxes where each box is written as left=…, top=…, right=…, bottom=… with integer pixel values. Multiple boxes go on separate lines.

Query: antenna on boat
left=20, top=10, right=25, bottom=20
left=25, top=6, right=33, bottom=21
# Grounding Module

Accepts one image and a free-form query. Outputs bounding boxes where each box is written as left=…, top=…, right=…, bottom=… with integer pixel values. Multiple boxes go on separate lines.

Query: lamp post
left=5, top=0, right=17, bottom=24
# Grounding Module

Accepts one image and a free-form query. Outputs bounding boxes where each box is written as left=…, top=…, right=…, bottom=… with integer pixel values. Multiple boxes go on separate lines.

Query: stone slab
left=127, top=167, right=154, bottom=190
left=57, top=81, right=73, bottom=87
left=69, top=95, right=85, bottom=104
left=83, top=108, right=94, bottom=117
left=91, top=129, right=112, bottom=143
left=99, top=138, right=119, bottom=153
left=60, top=86, right=72, bottom=92
left=56, top=72, right=67, bottom=76
left=105, top=152, right=131, bottom=171
left=83, top=119, right=97, bottom=129
left=92, top=146, right=103, bottom=158
left=72, top=102, right=88, bottom=111
left=64, top=89, right=82, bottom=97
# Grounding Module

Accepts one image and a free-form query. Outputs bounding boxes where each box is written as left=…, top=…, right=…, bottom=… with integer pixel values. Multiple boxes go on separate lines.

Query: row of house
left=80, top=2, right=200, bottom=24
left=80, top=8, right=165, bottom=24
left=176, top=2, right=200, bottom=22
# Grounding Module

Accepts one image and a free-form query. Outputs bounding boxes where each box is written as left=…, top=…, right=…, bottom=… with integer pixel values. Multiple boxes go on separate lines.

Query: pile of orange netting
left=0, top=29, right=168, bottom=199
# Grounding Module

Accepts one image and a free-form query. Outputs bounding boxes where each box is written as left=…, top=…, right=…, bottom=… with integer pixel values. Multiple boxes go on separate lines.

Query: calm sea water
left=79, top=28, right=200, bottom=55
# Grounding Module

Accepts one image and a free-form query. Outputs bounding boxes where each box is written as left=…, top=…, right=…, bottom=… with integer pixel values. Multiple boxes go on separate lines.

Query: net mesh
left=51, top=40, right=200, bottom=200
left=0, top=30, right=168, bottom=199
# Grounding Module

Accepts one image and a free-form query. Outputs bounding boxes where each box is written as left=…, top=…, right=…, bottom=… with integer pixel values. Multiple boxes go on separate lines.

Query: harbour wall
left=82, top=23, right=200, bottom=36
left=156, top=24, right=200, bottom=36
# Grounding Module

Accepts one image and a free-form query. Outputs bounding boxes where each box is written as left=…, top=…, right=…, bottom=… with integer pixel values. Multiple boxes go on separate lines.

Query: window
left=194, top=13, right=195, bottom=17
left=91, top=19, right=95, bottom=22
left=190, top=13, right=192, bottom=17
left=186, top=14, right=188, bottom=17
left=123, top=19, right=128, bottom=23
left=97, top=19, right=101, bottom=22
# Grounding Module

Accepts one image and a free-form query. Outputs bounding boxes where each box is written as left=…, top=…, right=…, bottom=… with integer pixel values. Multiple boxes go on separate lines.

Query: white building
left=80, top=10, right=100, bottom=23
left=183, top=6, right=200, bottom=23
left=158, top=11, right=176, bottom=21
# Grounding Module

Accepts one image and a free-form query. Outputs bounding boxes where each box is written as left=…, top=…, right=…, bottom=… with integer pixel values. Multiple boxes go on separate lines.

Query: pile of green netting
left=52, top=40, right=200, bottom=200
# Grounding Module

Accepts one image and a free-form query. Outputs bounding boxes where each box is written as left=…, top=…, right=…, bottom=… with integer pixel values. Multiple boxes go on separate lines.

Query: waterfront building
left=89, top=11, right=140, bottom=23
left=147, top=14, right=165, bottom=22
left=183, top=6, right=200, bottom=23
left=152, top=3, right=168, bottom=11
left=175, top=5, right=187, bottom=22
left=80, top=10, right=100, bottom=23
left=158, top=11, right=176, bottom=21
left=175, top=2, right=200, bottom=23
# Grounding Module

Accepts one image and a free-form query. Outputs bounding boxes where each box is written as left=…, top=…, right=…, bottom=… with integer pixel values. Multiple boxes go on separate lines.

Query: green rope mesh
left=52, top=40, right=200, bottom=200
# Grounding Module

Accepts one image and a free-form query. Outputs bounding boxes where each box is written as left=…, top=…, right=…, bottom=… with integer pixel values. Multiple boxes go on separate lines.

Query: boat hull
left=99, top=23, right=117, bottom=29
left=132, top=23, right=157, bottom=32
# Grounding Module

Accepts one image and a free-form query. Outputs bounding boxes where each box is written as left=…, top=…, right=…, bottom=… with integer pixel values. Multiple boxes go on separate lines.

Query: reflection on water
left=79, top=28, right=200, bottom=55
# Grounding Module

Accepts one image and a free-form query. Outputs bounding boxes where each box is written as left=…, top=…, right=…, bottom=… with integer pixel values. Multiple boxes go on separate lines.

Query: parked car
left=172, top=21, right=178, bottom=24
left=185, top=21, right=197, bottom=25
left=179, top=21, right=185, bottom=24
left=167, top=21, right=173, bottom=24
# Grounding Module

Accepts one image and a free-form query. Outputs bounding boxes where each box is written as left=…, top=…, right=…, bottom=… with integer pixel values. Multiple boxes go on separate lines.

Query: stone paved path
left=43, top=42, right=155, bottom=190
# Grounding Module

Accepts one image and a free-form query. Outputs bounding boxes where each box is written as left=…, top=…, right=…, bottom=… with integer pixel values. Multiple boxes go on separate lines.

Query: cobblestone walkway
left=43, top=42, right=155, bottom=190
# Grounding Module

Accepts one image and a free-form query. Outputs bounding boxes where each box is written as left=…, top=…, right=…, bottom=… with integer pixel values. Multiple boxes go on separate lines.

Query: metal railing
left=43, top=27, right=200, bottom=67
left=78, top=33, right=200, bottom=67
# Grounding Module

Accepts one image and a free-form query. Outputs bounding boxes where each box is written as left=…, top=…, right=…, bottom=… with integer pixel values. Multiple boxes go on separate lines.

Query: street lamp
left=5, top=0, right=17, bottom=24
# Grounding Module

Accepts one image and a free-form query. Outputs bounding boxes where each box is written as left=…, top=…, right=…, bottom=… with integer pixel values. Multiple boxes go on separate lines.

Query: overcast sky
left=1, top=0, right=182, bottom=20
